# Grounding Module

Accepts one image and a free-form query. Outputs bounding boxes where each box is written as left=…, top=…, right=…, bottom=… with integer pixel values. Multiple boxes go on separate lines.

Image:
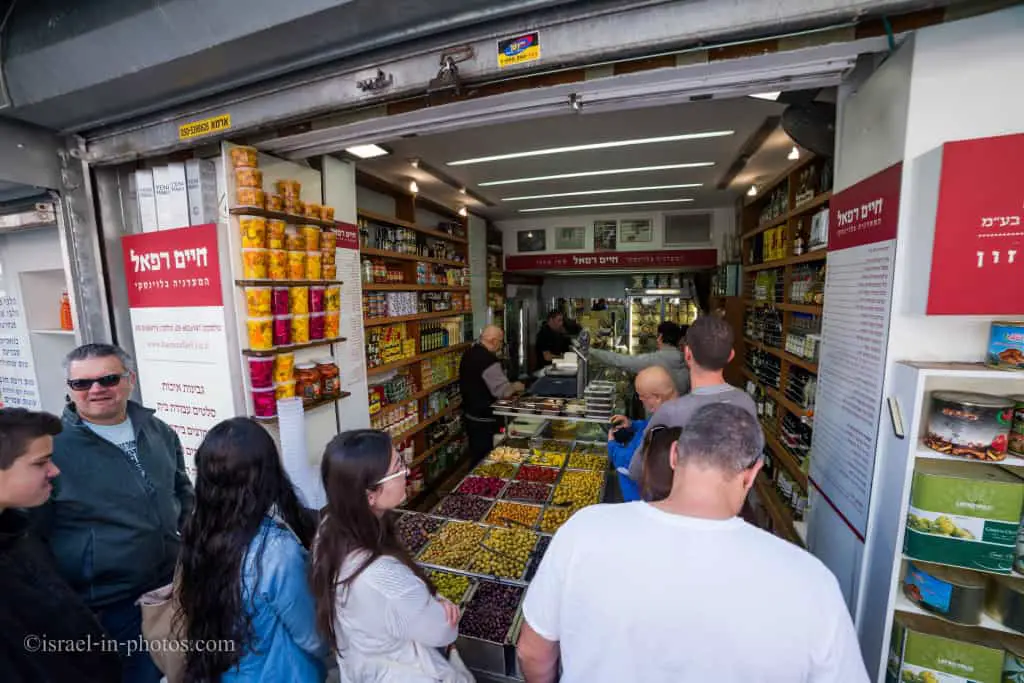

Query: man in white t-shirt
left=517, top=403, right=869, bottom=683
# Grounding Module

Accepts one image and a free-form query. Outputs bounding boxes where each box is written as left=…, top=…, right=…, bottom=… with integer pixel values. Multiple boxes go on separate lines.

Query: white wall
left=497, top=207, right=733, bottom=259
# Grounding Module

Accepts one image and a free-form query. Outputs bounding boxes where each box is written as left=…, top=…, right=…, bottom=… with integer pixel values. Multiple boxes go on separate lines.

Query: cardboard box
left=185, top=159, right=218, bottom=226
left=133, top=170, right=159, bottom=233
left=904, top=460, right=1024, bottom=573
left=153, top=163, right=190, bottom=230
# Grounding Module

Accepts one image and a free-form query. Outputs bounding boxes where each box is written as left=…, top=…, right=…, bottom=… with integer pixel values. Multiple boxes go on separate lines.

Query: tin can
left=1010, top=395, right=1024, bottom=458
left=923, top=391, right=1015, bottom=461
left=986, top=321, right=1024, bottom=371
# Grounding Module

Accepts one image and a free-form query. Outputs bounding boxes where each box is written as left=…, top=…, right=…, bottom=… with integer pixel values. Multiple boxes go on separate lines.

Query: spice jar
left=285, top=228, right=305, bottom=252
left=291, top=314, right=310, bottom=344
left=235, top=168, right=262, bottom=189
left=271, top=288, right=290, bottom=316
left=289, top=286, right=309, bottom=315
left=323, top=262, right=337, bottom=281
left=241, top=249, right=269, bottom=279
left=309, top=312, right=325, bottom=340
left=247, top=357, right=274, bottom=389
left=273, top=352, right=295, bottom=384
left=236, top=187, right=264, bottom=208
left=230, top=146, right=258, bottom=169
left=301, top=226, right=320, bottom=251
left=244, top=287, right=272, bottom=317
left=317, top=360, right=340, bottom=398
left=305, top=251, right=322, bottom=280
left=320, top=230, right=337, bottom=252
left=295, top=363, right=322, bottom=403
left=325, top=286, right=341, bottom=312
left=309, top=286, right=326, bottom=314
left=325, top=312, right=340, bottom=339
left=266, top=194, right=284, bottom=212
left=276, top=180, right=301, bottom=198
left=287, top=251, right=305, bottom=280
left=246, top=317, right=273, bottom=350
left=268, top=250, right=287, bottom=280
left=272, top=315, right=291, bottom=346
left=267, top=220, right=286, bottom=249
left=252, top=388, right=276, bottom=418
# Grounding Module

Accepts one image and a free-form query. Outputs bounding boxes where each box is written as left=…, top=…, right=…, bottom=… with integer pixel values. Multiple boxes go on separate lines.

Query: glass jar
left=295, top=363, right=322, bottom=403
left=317, top=360, right=340, bottom=398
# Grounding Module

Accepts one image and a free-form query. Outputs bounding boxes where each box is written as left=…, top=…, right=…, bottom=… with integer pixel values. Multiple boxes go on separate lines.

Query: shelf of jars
left=740, top=156, right=831, bottom=545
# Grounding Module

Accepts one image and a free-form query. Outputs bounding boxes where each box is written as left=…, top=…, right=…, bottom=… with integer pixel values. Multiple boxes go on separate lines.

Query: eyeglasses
left=374, top=465, right=409, bottom=486
left=67, top=373, right=129, bottom=392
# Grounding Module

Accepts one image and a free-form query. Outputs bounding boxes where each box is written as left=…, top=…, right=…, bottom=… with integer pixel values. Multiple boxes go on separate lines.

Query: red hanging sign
left=927, top=133, right=1024, bottom=315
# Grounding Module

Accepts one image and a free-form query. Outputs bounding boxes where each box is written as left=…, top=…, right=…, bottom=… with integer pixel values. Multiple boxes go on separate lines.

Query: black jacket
left=30, top=401, right=195, bottom=608
left=460, top=343, right=501, bottom=420
left=0, top=509, right=121, bottom=682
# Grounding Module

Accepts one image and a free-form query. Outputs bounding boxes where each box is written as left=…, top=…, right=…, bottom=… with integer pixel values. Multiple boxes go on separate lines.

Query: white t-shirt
left=522, top=503, right=869, bottom=683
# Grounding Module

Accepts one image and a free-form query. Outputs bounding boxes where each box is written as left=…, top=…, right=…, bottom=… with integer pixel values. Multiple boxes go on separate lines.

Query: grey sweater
left=588, top=346, right=690, bottom=395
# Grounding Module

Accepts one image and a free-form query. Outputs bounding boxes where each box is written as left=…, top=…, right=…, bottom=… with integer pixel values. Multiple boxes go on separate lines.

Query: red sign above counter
left=505, top=248, right=717, bottom=271
left=927, top=133, right=1024, bottom=315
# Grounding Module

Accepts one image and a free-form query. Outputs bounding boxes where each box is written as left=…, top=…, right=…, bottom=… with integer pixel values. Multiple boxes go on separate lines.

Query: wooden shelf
left=744, top=337, right=820, bottom=374
left=394, top=400, right=463, bottom=443
left=364, top=311, right=470, bottom=328
left=360, top=247, right=467, bottom=268
left=754, top=472, right=803, bottom=546
left=745, top=300, right=823, bottom=315
left=744, top=249, right=828, bottom=272
left=241, top=336, right=348, bottom=357
left=251, top=391, right=352, bottom=423
left=761, top=420, right=809, bottom=491
left=404, top=447, right=471, bottom=511
left=741, top=190, right=833, bottom=241
left=366, top=341, right=472, bottom=376
left=235, top=279, right=342, bottom=287
left=363, top=283, right=469, bottom=292
left=230, top=207, right=336, bottom=229
left=412, top=430, right=462, bottom=468
left=358, top=209, right=468, bottom=244
left=766, top=386, right=812, bottom=419
left=371, top=377, right=459, bottom=416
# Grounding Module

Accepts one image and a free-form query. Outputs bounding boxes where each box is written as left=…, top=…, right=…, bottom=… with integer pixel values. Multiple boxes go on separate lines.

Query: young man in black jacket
left=0, top=407, right=121, bottom=682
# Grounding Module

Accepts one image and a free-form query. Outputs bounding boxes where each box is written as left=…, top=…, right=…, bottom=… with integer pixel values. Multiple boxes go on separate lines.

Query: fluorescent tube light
left=447, top=131, right=733, bottom=166
left=519, top=198, right=695, bottom=213
left=503, top=184, right=703, bottom=202
left=345, top=144, right=390, bottom=159
left=749, top=92, right=781, bottom=101
left=480, top=162, right=713, bottom=187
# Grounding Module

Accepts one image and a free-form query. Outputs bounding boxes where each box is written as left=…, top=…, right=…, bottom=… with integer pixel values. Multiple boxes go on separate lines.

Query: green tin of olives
left=904, top=460, right=1024, bottom=574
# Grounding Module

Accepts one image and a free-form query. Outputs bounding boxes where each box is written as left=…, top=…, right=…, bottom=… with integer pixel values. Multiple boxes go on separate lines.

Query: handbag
left=137, top=570, right=187, bottom=683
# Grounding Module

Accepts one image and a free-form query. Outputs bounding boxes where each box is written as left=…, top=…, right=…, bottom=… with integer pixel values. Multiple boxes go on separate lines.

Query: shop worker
left=518, top=403, right=868, bottom=683
left=633, top=314, right=758, bottom=482
left=607, top=366, right=678, bottom=502
left=589, top=321, right=689, bottom=395
left=0, top=408, right=122, bottom=683
left=31, top=343, right=195, bottom=683
left=460, top=325, right=525, bottom=464
left=535, top=310, right=570, bottom=370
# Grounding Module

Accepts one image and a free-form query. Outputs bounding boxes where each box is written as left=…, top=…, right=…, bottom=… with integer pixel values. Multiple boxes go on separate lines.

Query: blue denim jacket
left=608, top=419, right=647, bottom=503
left=222, top=516, right=328, bottom=683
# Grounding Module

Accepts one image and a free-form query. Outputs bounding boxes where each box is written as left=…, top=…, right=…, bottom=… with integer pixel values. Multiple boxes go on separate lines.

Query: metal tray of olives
left=456, top=582, right=528, bottom=676
left=430, top=493, right=499, bottom=524
left=415, top=519, right=494, bottom=571
left=451, top=472, right=513, bottom=499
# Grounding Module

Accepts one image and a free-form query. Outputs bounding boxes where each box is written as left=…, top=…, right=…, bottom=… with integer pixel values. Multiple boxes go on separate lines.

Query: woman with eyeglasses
left=311, top=430, right=472, bottom=683
left=177, top=417, right=326, bottom=682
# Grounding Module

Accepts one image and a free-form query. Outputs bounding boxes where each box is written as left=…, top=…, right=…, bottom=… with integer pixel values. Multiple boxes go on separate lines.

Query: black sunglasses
left=67, top=373, right=128, bottom=392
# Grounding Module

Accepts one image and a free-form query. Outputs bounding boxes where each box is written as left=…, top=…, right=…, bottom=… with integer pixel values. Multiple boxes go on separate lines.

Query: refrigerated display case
left=626, top=289, right=699, bottom=353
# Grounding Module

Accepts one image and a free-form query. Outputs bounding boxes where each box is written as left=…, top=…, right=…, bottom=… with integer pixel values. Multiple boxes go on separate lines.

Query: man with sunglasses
left=31, top=343, right=194, bottom=683
left=518, top=404, right=868, bottom=683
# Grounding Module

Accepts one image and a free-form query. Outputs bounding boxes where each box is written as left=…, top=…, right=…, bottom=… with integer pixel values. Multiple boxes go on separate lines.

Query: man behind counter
left=535, top=311, right=570, bottom=370
left=460, top=325, right=525, bottom=464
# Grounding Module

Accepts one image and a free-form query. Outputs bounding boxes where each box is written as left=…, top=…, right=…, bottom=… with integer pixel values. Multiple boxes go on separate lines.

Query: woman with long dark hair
left=178, top=417, right=326, bottom=682
left=311, top=429, right=471, bottom=682
left=640, top=426, right=682, bottom=502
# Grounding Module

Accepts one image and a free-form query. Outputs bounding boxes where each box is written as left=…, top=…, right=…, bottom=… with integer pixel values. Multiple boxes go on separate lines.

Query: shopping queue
left=0, top=340, right=869, bottom=683
left=589, top=319, right=690, bottom=394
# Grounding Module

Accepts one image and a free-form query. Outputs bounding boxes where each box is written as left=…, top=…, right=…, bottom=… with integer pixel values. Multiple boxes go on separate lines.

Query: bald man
left=607, top=366, right=679, bottom=502
left=459, top=326, right=525, bottom=464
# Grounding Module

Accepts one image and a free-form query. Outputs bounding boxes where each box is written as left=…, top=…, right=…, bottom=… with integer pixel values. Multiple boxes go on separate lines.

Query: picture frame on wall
left=517, top=229, right=547, bottom=252
left=554, top=226, right=585, bottom=250
left=619, top=218, right=653, bottom=244
left=594, top=220, right=617, bottom=251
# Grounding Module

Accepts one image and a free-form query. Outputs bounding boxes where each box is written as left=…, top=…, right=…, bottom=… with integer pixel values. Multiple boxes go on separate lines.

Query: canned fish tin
left=1010, top=396, right=1024, bottom=458
left=923, top=391, right=1014, bottom=461
left=987, top=321, right=1024, bottom=371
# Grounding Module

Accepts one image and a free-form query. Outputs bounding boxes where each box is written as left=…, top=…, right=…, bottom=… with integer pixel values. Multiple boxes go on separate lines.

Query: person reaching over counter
left=588, top=321, right=689, bottom=394
left=607, top=366, right=679, bottom=502
left=312, top=430, right=473, bottom=683
left=517, top=404, right=868, bottom=683
left=460, top=325, right=525, bottom=465
left=535, top=311, right=570, bottom=370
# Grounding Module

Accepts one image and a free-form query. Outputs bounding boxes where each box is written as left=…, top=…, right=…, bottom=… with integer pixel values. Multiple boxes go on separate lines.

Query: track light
left=788, top=146, right=800, bottom=161
left=458, top=207, right=468, bottom=217
left=409, top=180, right=419, bottom=194
left=748, top=185, right=758, bottom=197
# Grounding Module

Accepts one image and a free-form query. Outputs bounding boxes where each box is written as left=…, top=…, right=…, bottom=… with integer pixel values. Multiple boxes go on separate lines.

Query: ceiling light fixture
left=408, top=180, right=419, bottom=194
left=409, top=158, right=420, bottom=168
left=788, top=145, right=800, bottom=161
left=479, top=162, right=713, bottom=187
left=519, top=198, right=695, bottom=213
left=502, top=184, right=703, bottom=202
left=747, top=185, right=758, bottom=197
left=458, top=207, right=468, bottom=217
left=749, top=92, right=782, bottom=101
left=447, top=131, right=733, bottom=166
left=344, top=144, right=390, bottom=159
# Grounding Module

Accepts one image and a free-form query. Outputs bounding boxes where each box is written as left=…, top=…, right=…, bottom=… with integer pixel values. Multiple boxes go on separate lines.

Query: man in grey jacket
left=588, top=321, right=689, bottom=394
left=31, top=343, right=194, bottom=683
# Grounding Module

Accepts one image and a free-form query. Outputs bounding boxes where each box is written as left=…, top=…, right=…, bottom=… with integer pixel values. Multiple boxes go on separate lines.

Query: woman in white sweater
left=312, top=429, right=473, bottom=682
